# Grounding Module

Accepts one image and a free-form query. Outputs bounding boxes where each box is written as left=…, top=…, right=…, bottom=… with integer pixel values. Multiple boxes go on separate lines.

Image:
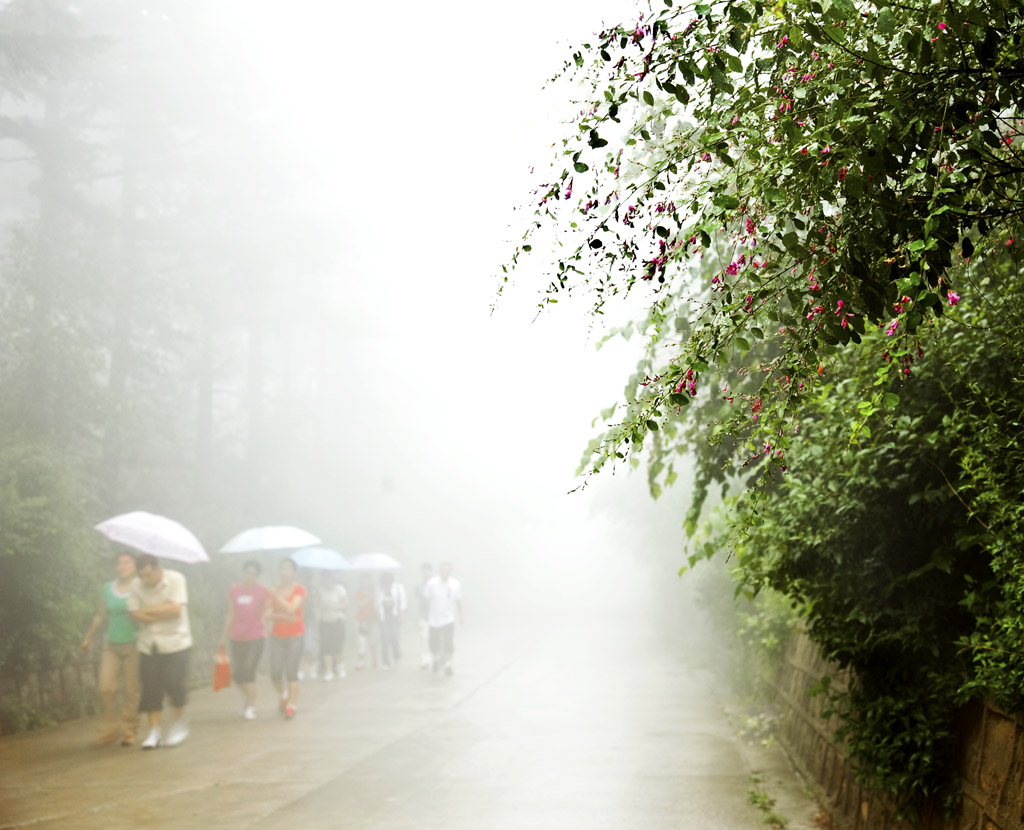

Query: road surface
left=0, top=615, right=822, bottom=829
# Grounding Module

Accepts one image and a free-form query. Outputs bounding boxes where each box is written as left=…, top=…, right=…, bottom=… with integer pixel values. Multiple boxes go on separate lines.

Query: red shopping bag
left=212, top=649, right=231, bottom=692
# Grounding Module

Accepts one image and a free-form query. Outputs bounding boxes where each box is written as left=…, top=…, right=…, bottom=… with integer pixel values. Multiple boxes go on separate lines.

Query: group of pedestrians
left=82, top=551, right=463, bottom=750
left=81, top=552, right=192, bottom=750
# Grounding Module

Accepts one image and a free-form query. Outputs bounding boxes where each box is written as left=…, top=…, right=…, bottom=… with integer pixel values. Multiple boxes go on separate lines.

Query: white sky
left=244, top=0, right=680, bottom=608
left=209, top=0, right=686, bottom=609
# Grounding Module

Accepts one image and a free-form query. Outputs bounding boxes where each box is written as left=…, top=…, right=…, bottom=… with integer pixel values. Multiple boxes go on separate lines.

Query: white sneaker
left=323, top=671, right=335, bottom=682
left=243, top=706, right=256, bottom=721
left=165, top=720, right=189, bottom=747
left=337, top=666, right=346, bottom=679
left=140, top=728, right=162, bottom=750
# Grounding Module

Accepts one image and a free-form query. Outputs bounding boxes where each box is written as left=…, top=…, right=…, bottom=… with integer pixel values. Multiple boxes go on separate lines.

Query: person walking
left=80, top=552, right=140, bottom=746
left=353, top=574, right=379, bottom=671
left=424, top=561, right=462, bottom=675
left=318, top=571, right=347, bottom=681
left=415, top=563, right=433, bottom=670
left=127, top=554, right=193, bottom=749
left=377, top=572, right=407, bottom=670
left=218, top=560, right=269, bottom=721
left=268, top=558, right=306, bottom=719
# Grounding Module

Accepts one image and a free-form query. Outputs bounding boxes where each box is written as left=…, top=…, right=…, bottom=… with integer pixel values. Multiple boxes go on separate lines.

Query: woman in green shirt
left=81, top=552, right=140, bottom=745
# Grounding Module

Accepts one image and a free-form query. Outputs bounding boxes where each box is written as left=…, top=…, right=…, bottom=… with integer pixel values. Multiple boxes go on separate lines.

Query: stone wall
left=771, top=630, right=1024, bottom=830
left=0, top=655, right=100, bottom=735
left=0, top=645, right=217, bottom=736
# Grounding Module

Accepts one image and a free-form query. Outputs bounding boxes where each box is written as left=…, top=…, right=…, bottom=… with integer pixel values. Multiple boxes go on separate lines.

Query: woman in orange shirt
left=267, top=558, right=306, bottom=719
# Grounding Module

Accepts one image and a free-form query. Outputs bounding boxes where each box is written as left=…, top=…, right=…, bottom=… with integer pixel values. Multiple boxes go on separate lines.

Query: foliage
left=748, top=776, right=788, bottom=828
left=0, top=3, right=338, bottom=693
left=0, top=436, right=99, bottom=674
left=510, top=0, right=1023, bottom=486
left=509, top=0, right=1024, bottom=813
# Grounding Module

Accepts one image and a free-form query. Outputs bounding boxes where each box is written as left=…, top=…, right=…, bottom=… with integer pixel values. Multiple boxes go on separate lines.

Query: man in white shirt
left=127, top=554, right=193, bottom=749
left=415, top=563, right=434, bottom=670
left=377, top=572, right=408, bottom=669
left=423, top=561, right=462, bottom=675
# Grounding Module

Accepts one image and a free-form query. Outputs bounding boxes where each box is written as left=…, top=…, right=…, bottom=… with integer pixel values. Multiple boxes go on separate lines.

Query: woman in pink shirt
left=219, top=560, right=270, bottom=720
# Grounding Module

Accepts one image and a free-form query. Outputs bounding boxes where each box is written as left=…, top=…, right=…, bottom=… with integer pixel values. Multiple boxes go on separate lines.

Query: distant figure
left=377, top=572, right=407, bottom=669
left=127, top=554, right=193, bottom=749
left=415, top=563, right=433, bottom=670
left=424, top=561, right=463, bottom=675
left=353, top=574, right=379, bottom=670
left=318, top=571, right=348, bottom=680
left=80, top=552, right=139, bottom=746
left=268, top=558, right=306, bottom=719
left=218, top=560, right=269, bottom=721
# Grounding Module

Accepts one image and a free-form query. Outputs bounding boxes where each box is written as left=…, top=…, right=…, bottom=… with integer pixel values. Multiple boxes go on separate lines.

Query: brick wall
left=0, top=644, right=218, bottom=736
left=772, top=630, right=1024, bottom=830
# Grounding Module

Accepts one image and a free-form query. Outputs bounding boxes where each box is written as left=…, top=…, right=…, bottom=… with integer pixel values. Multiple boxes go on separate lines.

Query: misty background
left=0, top=0, right=713, bottom=642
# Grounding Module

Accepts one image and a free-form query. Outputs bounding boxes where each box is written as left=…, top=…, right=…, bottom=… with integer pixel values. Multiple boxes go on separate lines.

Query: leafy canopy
left=509, top=0, right=1023, bottom=487
left=508, top=0, right=1024, bottom=813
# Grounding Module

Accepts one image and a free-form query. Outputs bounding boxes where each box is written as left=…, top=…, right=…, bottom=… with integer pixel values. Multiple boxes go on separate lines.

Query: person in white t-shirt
left=127, top=554, right=193, bottom=749
left=415, top=563, right=434, bottom=670
left=423, top=561, right=462, bottom=675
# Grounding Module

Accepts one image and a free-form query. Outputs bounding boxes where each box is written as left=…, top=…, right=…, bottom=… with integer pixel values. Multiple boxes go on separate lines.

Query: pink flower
left=937, top=22, right=947, bottom=30
left=947, top=291, right=960, bottom=306
left=886, top=319, right=899, bottom=337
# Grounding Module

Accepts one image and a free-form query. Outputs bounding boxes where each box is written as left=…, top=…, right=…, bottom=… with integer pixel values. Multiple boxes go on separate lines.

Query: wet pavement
left=0, top=616, right=823, bottom=829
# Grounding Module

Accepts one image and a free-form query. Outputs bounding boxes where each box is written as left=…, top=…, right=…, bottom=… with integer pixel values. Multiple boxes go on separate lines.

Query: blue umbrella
left=291, top=546, right=350, bottom=571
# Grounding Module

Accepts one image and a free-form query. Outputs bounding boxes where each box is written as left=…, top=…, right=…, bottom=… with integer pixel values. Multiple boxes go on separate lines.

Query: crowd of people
left=80, top=554, right=464, bottom=750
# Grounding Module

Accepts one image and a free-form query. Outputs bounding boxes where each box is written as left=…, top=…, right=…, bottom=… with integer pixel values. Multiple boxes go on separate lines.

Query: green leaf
left=574, top=161, right=589, bottom=173
left=643, top=90, right=655, bottom=106
left=877, top=7, right=895, bottom=34
left=711, top=67, right=733, bottom=93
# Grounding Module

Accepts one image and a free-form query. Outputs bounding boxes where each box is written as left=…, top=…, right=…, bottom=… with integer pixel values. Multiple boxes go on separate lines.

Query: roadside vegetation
left=508, top=0, right=1024, bottom=813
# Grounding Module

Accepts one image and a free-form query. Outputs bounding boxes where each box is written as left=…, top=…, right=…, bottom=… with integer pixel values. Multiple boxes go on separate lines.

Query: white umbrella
left=95, top=511, right=209, bottom=564
left=218, top=525, right=321, bottom=554
left=291, top=546, right=351, bottom=571
left=350, top=552, right=401, bottom=571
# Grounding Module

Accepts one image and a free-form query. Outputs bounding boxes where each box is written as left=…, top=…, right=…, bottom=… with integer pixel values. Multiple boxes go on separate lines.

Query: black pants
left=319, top=621, right=345, bottom=658
left=428, top=624, right=455, bottom=663
left=230, top=639, right=264, bottom=684
left=269, top=635, right=304, bottom=683
left=380, top=616, right=402, bottom=666
left=139, top=647, right=191, bottom=712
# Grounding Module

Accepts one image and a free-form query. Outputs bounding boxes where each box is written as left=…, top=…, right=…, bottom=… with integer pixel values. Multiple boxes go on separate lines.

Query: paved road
left=0, top=615, right=821, bottom=829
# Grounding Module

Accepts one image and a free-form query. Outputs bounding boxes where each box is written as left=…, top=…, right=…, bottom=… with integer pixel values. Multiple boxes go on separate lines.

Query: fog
left=0, top=0, right=706, bottom=626
left=0, top=6, right=795, bottom=827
